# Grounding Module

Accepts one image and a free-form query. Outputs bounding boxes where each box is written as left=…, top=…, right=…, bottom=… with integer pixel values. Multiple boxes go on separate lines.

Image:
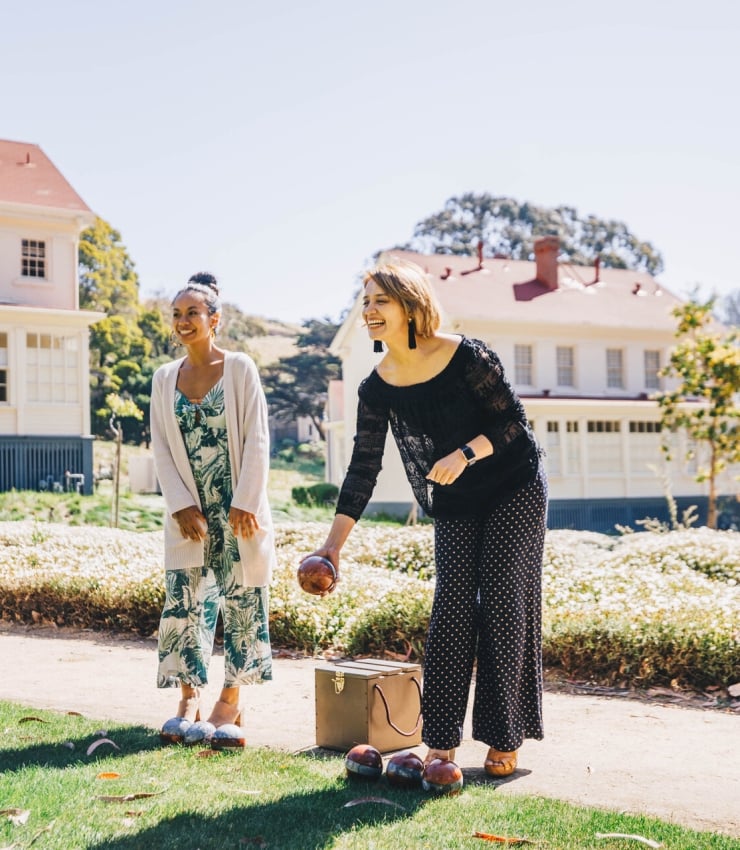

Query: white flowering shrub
left=0, top=521, right=738, bottom=688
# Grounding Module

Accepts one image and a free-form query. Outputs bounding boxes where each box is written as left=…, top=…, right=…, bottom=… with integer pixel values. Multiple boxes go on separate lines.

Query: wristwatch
left=459, top=444, right=477, bottom=466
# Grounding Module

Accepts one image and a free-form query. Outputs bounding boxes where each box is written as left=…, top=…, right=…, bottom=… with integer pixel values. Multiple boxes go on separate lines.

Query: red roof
left=380, top=248, right=683, bottom=331
left=0, top=139, right=91, bottom=213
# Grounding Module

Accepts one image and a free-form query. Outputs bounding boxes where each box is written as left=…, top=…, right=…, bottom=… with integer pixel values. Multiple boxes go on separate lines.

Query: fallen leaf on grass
left=96, top=792, right=164, bottom=803
left=595, top=833, right=661, bottom=848
left=343, top=796, right=406, bottom=811
left=473, top=832, right=537, bottom=845
left=18, top=716, right=47, bottom=724
left=66, top=711, right=83, bottom=717
left=196, top=749, right=221, bottom=758
left=86, top=738, right=120, bottom=756
left=26, top=821, right=55, bottom=847
left=0, top=809, right=30, bottom=826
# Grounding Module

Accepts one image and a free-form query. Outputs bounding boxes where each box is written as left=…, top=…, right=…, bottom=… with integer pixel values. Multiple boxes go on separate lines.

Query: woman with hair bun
left=150, top=271, right=276, bottom=746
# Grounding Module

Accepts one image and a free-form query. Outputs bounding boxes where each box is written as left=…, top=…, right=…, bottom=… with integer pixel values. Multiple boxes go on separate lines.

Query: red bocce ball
left=297, top=555, right=338, bottom=596
left=345, top=744, right=383, bottom=781
left=421, top=757, right=464, bottom=795
left=386, top=750, right=424, bottom=788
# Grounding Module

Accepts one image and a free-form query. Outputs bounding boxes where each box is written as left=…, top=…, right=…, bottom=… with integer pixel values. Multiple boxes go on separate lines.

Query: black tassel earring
left=407, top=318, right=417, bottom=350
left=373, top=340, right=383, bottom=353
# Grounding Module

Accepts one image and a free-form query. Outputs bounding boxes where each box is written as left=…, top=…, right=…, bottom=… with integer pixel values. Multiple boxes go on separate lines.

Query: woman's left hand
left=229, top=507, right=260, bottom=539
left=425, top=450, right=468, bottom=486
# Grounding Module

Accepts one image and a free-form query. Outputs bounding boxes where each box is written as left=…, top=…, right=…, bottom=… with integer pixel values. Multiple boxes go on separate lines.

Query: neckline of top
left=372, top=336, right=466, bottom=390
left=175, top=376, right=223, bottom=405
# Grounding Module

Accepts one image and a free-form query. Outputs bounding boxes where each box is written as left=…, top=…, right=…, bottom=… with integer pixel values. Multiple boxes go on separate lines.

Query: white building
left=0, top=139, right=103, bottom=493
left=326, top=239, right=739, bottom=531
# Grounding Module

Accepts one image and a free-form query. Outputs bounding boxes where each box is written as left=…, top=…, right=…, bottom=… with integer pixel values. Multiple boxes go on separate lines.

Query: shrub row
left=0, top=521, right=738, bottom=690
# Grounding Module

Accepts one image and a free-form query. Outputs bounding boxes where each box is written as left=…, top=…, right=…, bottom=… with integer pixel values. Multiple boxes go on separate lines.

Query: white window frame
left=26, top=332, right=80, bottom=404
left=606, top=348, right=625, bottom=389
left=21, top=238, right=47, bottom=279
left=514, top=344, right=534, bottom=386
left=556, top=345, right=575, bottom=387
left=644, top=350, right=661, bottom=391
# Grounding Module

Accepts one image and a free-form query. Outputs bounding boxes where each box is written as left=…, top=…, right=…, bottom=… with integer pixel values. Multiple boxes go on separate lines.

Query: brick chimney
left=534, top=235, right=559, bottom=290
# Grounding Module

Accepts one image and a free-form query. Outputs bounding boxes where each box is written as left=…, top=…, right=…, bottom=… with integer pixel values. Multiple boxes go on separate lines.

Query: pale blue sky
left=2, top=0, right=738, bottom=323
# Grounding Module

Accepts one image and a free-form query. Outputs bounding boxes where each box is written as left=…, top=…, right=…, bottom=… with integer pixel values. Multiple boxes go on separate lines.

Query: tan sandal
left=175, top=696, right=201, bottom=723
left=207, top=699, right=242, bottom=728
left=423, top=748, right=456, bottom=767
left=484, top=748, right=517, bottom=777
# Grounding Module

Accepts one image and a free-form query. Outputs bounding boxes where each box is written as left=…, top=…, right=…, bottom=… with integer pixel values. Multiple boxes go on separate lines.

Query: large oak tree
left=403, top=192, right=664, bottom=274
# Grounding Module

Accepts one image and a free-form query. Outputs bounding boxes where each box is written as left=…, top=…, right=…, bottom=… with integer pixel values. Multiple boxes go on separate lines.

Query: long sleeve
left=462, top=339, right=528, bottom=455
left=228, top=354, right=271, bottom=515
left=335, top=393, right=390, bottom=520
left=150, top=362, right=201, bottom=516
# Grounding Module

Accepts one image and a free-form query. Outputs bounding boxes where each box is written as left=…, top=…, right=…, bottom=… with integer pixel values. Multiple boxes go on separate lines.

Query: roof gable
left=0, top=139, right=91, bottom=213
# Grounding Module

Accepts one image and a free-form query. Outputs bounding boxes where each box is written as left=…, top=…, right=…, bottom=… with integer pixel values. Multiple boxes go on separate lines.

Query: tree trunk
left=707, top=443, right=718, bottom=529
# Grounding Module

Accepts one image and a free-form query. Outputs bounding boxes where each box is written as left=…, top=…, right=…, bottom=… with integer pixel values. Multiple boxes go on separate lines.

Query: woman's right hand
left=302, top=548, right=341, bottom=594
left=173, top=505, right=208, bottom=541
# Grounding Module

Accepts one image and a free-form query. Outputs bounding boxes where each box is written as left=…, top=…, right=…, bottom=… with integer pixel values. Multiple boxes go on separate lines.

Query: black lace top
left=336, top=337, right=541, bottom=520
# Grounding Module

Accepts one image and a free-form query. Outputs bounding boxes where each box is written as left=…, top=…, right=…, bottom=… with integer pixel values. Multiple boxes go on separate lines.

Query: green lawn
left=2, top=702, right=738, bottom=850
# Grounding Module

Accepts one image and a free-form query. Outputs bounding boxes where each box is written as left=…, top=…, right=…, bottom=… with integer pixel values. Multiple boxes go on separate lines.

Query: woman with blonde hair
left=307, top=260, right=547, bottom=777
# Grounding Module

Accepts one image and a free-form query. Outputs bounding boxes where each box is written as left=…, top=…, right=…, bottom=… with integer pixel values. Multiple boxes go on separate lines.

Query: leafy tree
left=262, top=319, right=341, bottom=440
left=656, top=299, right=740, bottom=528
left=404, top=193, right=664, bottom=274
left=79, top=217, right=140, bottom=315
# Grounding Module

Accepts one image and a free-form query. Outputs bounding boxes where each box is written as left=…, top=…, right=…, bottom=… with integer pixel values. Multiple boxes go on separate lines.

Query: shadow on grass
left=0, top=724, right=159, bottom=774
left=84, top=784, right=428, bottom=850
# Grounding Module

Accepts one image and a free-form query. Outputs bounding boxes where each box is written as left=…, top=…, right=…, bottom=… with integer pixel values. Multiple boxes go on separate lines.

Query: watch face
left=461, top=445, right=475, bottom=462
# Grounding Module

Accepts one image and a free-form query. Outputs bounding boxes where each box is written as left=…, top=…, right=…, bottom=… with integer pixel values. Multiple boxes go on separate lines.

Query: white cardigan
left=150, top=351, right=276, bottom=586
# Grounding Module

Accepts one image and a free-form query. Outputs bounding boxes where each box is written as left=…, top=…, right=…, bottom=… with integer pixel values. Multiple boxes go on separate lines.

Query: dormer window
left=22, top=239, right=46, bottom=278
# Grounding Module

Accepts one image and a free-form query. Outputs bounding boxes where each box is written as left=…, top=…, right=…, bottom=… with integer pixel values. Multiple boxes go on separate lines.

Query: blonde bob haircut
left=363, top=260, right=441, bottom=338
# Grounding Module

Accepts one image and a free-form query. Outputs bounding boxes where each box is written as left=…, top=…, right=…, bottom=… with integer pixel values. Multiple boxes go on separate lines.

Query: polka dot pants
left=421, top=466, right=548, bottom=751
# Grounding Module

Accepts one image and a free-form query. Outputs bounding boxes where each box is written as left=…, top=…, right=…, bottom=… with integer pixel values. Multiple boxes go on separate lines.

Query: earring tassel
left=373, top=340, right=383, bottom=353
left=408, top=319, right=417, bottom=350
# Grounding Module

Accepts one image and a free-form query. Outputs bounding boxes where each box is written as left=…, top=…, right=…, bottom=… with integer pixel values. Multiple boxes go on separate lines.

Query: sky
left=2, top=0, right=739, bottom=324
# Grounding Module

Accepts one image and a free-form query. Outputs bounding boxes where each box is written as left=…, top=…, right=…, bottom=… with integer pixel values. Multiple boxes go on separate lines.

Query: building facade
left=326, top=241, right=739, bottom=532
left=0, top=139, right=103, bottom=494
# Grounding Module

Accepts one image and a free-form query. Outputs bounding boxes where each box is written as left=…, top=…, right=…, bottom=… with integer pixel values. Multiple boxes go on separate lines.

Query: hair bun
left=187, top=271, right=219, bottom=295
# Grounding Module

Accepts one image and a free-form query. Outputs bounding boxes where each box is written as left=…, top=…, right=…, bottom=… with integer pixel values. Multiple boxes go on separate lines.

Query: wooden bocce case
left=315, top=658, right=422, bottom=753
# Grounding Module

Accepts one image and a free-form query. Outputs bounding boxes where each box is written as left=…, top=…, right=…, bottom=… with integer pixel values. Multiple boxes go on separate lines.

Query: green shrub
left=291, top=482, right=338, bottom=507
left=0, top=521, right=738, bottom=691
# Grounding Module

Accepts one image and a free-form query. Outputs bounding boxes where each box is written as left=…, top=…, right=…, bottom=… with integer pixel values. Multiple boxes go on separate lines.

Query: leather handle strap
left=372, top=676, right=422, bottom=737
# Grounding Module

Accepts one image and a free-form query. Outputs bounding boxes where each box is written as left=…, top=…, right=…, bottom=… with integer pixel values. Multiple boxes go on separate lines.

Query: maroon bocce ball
left=345, top=743, right=383, bottom=781
left=421, top=757, right=464, bottom=795
left=386, top=750, right=424, bottom=788
left=297, top=555, right=337, bottom=596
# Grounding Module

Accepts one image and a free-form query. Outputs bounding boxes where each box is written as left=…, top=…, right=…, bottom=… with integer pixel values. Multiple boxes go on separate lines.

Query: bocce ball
left=421, top=757, right=464, bottom=795
left=297, top=555, right=338, bottom=595
left=386, top=750, right=424, bottom=788
left=345, top=743, right=383, bottom=781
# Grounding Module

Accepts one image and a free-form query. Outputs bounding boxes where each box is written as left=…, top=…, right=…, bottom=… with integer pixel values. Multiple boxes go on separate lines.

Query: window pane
left=514, top=344, right=533, bottom=385
left=606, top=349, right=624, bottom=389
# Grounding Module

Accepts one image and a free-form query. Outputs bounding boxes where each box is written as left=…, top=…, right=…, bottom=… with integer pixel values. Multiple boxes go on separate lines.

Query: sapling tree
left=656, top=298, right=740, bottom=528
